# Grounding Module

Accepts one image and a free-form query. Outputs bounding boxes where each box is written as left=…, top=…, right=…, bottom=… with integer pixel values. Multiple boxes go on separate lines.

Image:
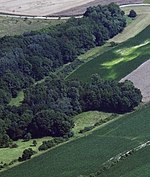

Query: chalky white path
left=120, top=59, right=150, bottom=103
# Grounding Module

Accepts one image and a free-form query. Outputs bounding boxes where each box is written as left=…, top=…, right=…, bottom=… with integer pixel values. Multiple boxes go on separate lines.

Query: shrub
left=79, top=126, right=94, bottom=134
left=128, top=10, right=137, bottom=18
left=23, top=133, right=32, bottom=141
left=18, top=148, right=36, bottom=161
left=38, top=140, right=55, bottom=151
left=9, top=143, right=18, bottom=148
left=32, top=140, right=37, bottom=146
left=53, top=137, right=66, bottom=144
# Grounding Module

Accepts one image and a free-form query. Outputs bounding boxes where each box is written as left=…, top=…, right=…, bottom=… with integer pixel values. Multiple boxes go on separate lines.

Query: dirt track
left=120, top=59, right=150, bottom=103
left=0, top=0, right=143, bottom=16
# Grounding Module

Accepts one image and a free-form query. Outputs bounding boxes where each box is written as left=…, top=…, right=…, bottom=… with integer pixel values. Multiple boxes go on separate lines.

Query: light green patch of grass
left=0, top=17, right=64, bottom=37
left=0, top=137, right=52, bottom=164
left=73, top=111, right=112, bottom=134
left=78, top=43, right=111, bottom=62
left=8, top=91, right=24, bottom=107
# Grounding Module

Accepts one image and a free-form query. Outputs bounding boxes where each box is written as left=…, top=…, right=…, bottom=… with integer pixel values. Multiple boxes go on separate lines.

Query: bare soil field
left=52, top=0, right=143, bottom=16
left=0, top=0, right=96, bottom=16
left=120, top=59, right=150, bottom=103
left=0, top=0, right=143, bottom=16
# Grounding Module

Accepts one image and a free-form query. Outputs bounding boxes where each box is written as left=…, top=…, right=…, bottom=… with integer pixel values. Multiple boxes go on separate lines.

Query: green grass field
left=0, top=137, right=52, bottom=164
left=73, top=111, right=112, bottom=134
left=1, top=103, right=150, bottom=177
left=99, top=145, right=150, bottom=177
left=68, top=25, right=150, bottom=82
left=0, top=17, right=64, bottom=37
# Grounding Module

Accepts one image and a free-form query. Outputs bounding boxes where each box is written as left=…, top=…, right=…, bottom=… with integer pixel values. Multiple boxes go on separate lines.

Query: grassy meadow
left=73, top=111, right=112, bottom=134
left=0, top=17, right=64, bottom=37
left=1, top=103, right=150, bottom=177
left=0, top=137, right=52, bottom=164
left=68, top=25, right=150, bottom=82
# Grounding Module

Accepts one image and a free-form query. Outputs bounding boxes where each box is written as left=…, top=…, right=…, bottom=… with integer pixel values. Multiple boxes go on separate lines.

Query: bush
left=53, top=137, right=66, bottom=144
left=9, top=143, right=18, bottom=148
left=32, top=140, right=37, bottom=146
left=109, top=41, right=118, bottom=47
left=128, top=10, right=137, bottom=18
left=38, top=140, right=55, bottom=151
left=23, top=133, right=32, bottom=142
left=79, top=126, right=94, bottom=134
left=18, top=148, right=36, bottom=161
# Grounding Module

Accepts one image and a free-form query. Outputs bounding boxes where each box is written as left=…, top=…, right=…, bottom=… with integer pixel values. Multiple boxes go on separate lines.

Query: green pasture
left=73, top=111, right=112, bottom=134
left=0, top=17, right=64, bottom=37
left=68, top=25, right=150, bottom=82
left=99, top=145, right=150, bottom=177
left=1, top=103, right=150, bottom=177
left=0, top=137, right=52, bottom=164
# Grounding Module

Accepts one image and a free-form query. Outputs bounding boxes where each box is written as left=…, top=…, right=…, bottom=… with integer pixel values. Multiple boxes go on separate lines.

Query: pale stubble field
left=0, top=0, right=144, bottom=16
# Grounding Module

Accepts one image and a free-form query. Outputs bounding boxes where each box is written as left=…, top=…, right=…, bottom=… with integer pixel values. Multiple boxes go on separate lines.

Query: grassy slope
left=99, top=146, right=150, bottom=177
left=68, top=25, right=150, bottom=82
left=1, top=104, right=150, bottom=177
left=0, top=17, right=64, bottom=37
